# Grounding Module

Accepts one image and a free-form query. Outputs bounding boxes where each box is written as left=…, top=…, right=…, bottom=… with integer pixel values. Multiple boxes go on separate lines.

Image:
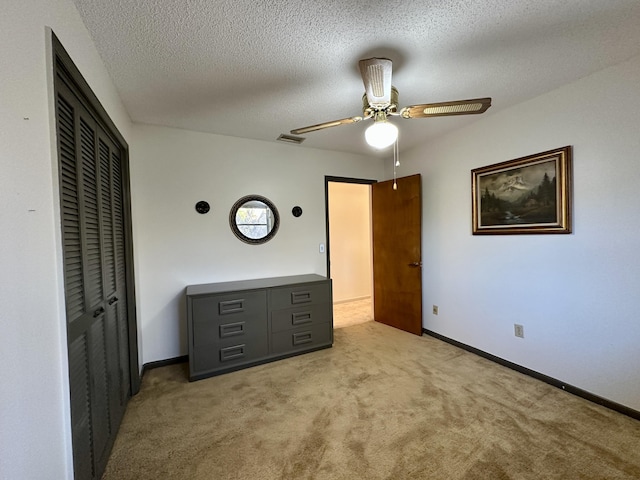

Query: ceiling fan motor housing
left=363, top=86, right=399, bottom=117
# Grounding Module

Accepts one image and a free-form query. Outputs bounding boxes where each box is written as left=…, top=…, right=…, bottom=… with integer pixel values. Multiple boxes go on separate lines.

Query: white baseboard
left=333, top=296, right=372, bottom=305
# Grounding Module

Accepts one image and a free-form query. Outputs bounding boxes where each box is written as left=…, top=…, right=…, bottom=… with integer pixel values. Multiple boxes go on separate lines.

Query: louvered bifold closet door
left=58, top=82, right=94, bottom=480
left=57, top=77, right=128, bottom=480
left=97, top=131, right=128, bottom=432
left=111, top=147, right=131, bottom=406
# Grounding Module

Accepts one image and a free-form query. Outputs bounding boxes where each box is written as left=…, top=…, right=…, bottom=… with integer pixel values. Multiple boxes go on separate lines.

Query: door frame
left=53, top=32, right=140, bottom=396
left=324, top=176, right=377, bottom=279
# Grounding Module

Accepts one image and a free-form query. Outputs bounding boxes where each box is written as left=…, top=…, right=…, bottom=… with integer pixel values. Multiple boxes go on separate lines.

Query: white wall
left=328, top=182, right=372, bottom=303
left=130, top=124, right=385, bottom=364
left=401, top=54, right=640, bottom=411
left=0, top=1, right=133, bottom=478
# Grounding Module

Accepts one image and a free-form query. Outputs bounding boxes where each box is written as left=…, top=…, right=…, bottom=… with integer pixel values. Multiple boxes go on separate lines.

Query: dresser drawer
left=271, top=303, right=332, bottom=333
left=192, top=315, right=268, bottom=348
left=191, top=338, right=269, bottom=373
left=271, top=322, right=332, bottom=355
left=191, top=290, right=266, bottom=325
left=270, top=282, right=331, bottom=310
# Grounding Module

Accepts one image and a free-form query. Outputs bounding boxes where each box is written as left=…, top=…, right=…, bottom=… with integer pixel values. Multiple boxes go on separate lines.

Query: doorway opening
left=325, top=176, right=376, bottom=329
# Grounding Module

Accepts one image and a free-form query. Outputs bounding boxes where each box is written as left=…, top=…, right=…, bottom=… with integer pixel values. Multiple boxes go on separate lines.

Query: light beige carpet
left=333, top=298, right=372, bottom=329
left=103, top=321, right=640, bottom=480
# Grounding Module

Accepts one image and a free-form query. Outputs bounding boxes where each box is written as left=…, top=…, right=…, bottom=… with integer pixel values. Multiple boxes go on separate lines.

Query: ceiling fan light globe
left=365, top=121, right=398, bottom=149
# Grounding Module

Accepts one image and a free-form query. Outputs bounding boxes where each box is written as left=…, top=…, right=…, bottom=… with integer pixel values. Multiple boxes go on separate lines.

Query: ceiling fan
left=290, top=58, right=492, bottom=149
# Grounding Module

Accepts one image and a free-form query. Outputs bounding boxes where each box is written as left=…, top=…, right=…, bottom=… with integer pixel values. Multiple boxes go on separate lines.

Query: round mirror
left=229, top=195, right=280, bottom=244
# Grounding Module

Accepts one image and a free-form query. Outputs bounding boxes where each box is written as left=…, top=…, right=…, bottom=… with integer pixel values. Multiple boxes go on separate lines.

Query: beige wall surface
left=328, top=182, right=372, bottom=303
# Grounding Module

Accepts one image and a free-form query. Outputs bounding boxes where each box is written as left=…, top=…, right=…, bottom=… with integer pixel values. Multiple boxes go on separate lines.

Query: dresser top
left=186, top=274, right=329, bottom=297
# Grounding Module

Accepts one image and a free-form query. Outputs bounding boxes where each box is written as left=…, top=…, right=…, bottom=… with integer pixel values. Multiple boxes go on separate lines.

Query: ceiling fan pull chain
left=393, top=138, right=398, bottom=190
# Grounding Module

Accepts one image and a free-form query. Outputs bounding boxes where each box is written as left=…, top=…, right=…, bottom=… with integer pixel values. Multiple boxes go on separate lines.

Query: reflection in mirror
left=229, top=195, right=280, bottom=244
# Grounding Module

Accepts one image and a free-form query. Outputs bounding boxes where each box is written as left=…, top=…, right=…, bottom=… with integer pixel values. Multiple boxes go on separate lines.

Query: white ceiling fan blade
left=290, top=115, right=365, bottom=135
left=400, top=98, right=492, bottom=119
left=359, top=58, right=393, bottom=109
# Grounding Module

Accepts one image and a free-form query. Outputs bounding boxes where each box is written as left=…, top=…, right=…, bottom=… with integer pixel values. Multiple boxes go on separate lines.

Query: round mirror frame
left=229, top=194, right=280, bottom=245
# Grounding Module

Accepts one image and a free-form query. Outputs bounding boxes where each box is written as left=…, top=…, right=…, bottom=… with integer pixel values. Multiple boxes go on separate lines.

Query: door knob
left=408, top=262, right=422, bottom=267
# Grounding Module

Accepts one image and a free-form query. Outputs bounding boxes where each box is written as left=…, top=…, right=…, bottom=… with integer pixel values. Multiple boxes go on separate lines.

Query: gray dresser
left=186, top=274, right=333, bottom=381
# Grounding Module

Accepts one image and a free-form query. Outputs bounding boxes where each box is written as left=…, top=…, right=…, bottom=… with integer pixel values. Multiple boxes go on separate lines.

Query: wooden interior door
left=372, top=174, right=423, bottom=335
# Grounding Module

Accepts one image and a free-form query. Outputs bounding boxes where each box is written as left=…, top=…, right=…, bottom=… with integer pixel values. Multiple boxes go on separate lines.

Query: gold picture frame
left=472, top=146, right=572, bottom=235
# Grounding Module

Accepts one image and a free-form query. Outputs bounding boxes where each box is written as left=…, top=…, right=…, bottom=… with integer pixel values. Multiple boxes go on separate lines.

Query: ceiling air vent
left=277, top=134, right=305, bottom=145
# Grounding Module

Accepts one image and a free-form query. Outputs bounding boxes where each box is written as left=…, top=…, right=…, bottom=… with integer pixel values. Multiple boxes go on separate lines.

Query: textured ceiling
left=72, top=0, right=640, bottom=157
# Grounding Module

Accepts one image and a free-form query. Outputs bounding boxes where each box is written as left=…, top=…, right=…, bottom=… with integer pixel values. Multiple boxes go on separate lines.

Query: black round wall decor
left=292, top=206, right=303, bottom=217
left=195, top=201, right=210, bottom=214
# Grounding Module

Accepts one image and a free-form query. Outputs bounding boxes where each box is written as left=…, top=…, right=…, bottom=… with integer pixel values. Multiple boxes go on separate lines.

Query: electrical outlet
left=514, top=324, right=524, bottom=338
left=432, top=305, right=439, bottom=315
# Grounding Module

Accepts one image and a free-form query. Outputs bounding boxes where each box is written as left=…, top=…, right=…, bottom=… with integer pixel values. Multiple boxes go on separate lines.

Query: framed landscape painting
left=472, top=146, right=572, bottom=234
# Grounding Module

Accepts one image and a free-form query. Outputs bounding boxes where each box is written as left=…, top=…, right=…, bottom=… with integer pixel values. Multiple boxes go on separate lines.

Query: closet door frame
left=52, top=32, right=140, bottom=397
